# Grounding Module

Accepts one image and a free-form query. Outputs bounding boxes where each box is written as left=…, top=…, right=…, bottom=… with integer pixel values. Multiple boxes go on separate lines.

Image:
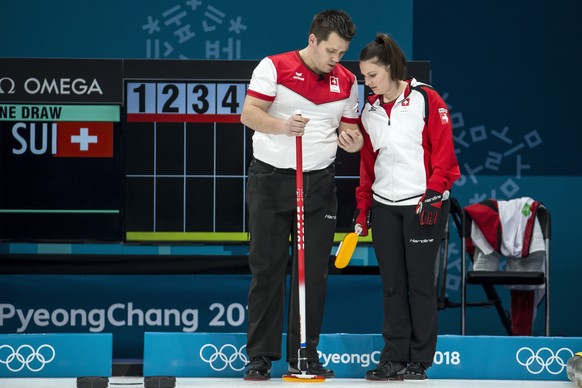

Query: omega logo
left=0, top=77, right=16, bottom=94
left=21, top=77, right=103, bottom=95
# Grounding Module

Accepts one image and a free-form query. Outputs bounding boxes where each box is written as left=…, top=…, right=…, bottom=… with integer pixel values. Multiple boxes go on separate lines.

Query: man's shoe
left=243, top=356, right=271, bottom=380
left=288, top=360, right=334, bottom=378
left=365, top=360, right=407, bottom=381
left=404, top=362, right=427, bottom=380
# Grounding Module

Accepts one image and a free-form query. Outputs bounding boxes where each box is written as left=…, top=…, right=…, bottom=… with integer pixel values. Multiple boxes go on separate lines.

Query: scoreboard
left=123, top=60, right=257, bottom=242
left=124, top=60, right=353, bottom=242
left=0, top=58, right=429, bottom=243
left=0, top=58, right=123, bottom=242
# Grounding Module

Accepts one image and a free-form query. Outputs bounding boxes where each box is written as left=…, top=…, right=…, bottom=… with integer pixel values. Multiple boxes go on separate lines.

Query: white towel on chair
left=470, top=197, right=545, bottom=258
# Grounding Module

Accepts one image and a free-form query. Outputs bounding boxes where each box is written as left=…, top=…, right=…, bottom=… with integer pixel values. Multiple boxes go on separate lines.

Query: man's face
left=310, top=32, right=350, bottom=74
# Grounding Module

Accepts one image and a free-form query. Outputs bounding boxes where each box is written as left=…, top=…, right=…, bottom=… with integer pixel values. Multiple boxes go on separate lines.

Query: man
left=241, top=9, right=363, bottom=380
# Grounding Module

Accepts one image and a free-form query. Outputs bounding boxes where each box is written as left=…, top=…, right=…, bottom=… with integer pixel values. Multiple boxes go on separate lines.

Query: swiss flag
left=55, top=122, right=113, bottom=158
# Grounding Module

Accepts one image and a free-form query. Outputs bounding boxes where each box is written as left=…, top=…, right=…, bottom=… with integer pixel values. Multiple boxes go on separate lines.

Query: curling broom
left=282, top=111, right=325, bottom=383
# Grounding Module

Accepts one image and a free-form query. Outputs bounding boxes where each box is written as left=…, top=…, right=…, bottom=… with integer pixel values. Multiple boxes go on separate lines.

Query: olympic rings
left=0, top=344, right=56, bottom=372
left=199, top=343, right=248, bottom=372
left=516, top=347, right=573, bottom=375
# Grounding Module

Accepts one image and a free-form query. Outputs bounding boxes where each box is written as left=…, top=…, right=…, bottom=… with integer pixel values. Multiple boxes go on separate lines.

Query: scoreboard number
left=158, top=83, right=186, bottom=113
left=216, top=84, right=245, bottom=114
left=190, top=84, right=214, bottom=114
left=127, top=82, right=246, bottom=116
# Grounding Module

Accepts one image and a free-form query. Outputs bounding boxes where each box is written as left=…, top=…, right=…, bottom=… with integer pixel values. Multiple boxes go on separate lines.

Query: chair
left=434, top=197, right=514, bottom=323
left=434, top=197, right=462, bottom=311
left=459, top=198, right=551, bottom=336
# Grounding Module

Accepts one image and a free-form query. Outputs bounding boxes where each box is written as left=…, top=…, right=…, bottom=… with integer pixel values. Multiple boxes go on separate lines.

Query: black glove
left=416, top=189, right=444, bottom=225
left=352, top=208, right=371, bottom=236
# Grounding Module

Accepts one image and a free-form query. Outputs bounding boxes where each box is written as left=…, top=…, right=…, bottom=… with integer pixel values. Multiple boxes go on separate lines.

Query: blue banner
left=431, top=335, right=579, bottom=380
left=144, top=332, right=580, bottom=380
left=0, top=333, right=111, bottom=377
left=0, top=274, right=384, bottom=359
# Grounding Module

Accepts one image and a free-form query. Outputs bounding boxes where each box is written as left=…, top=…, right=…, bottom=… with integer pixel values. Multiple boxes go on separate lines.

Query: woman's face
left=359, top=59, right=394, bottom=97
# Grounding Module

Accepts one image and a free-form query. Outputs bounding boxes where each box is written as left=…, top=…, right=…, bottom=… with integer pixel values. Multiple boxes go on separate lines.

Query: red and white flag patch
left=55, top=122, right=113, bottom=158
left=438, top=107, right=450, bottom=125
left=330, top=76, right=340, bottom=93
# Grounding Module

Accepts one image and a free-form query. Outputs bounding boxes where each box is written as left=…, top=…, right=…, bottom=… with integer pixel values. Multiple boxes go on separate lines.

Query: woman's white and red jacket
left=356, top=78, right=460, bottom=212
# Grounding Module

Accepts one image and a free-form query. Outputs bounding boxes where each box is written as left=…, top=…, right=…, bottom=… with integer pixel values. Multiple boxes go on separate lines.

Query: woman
left=354, top=33, right=460, bottom=381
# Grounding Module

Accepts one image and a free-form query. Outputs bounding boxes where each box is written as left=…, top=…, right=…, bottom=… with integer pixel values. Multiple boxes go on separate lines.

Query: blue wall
left=0, top=1, right=412, bottom=60
left=1, top=0, right=581, bottom=340
left=413, top=0, right=582, bottom=337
